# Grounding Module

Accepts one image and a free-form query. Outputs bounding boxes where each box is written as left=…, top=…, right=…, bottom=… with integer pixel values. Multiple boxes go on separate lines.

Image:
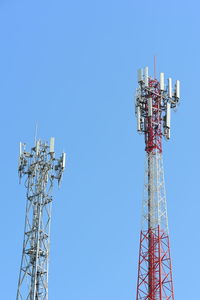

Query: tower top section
left=18, top=137, right=66, bottom=185
left=135, top=66, right=180, bottom=153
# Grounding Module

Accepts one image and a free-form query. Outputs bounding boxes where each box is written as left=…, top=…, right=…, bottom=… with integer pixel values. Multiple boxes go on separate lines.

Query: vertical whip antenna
left=135, top=66, right=180, bottom=299
left=17, top=138, right=66, bottom=300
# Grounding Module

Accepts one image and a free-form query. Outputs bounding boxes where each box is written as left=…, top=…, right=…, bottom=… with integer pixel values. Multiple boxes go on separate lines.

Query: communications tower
left=17, top=138, right=66, bottom=300
left=135, top=66, right=180, bottom=299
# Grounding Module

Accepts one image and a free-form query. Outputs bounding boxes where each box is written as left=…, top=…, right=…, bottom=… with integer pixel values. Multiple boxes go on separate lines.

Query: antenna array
left=136, top=67, right=180, bottom=143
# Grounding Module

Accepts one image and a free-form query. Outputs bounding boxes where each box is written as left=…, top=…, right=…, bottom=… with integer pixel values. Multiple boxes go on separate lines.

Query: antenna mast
left=135, top=66, right=180, bottom=299
left=17, top=138, right=66, bottom=300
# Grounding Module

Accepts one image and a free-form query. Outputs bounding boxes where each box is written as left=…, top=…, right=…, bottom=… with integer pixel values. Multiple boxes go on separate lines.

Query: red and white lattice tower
left=135, top=66, right=180, bottom=300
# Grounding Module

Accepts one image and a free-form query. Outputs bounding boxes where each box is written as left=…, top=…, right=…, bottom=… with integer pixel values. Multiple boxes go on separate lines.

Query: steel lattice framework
left=135, top=67, right=180, bottom=300
left=17, top=138, right=66, bottom=300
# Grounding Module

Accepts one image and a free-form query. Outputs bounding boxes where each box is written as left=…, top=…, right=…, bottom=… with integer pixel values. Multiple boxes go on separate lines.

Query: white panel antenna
left=176, top=80, right=180, bottom=99
left=144, top=67, right=149, bottom=87
left=36, top=140, right=40, bottom=155
left=160, top=73, right=165, bottom=91
left=168, top=78, right=172, bottom=98
left=138, top=69, right=143, bottom=83
left=50, top=137, right=55, bottom=153
left=20, top=142, right=22, bottom=157
left=62, top=152, right=66, bottom=169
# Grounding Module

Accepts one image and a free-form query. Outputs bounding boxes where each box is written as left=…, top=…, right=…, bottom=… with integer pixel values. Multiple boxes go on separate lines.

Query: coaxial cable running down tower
left=135, top=67, right=180, bottom=299
left=17, top=138, right=66, bottom=300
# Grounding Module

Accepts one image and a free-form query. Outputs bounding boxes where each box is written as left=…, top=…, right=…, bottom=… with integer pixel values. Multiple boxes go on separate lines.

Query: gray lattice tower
left=17, top=138, right=66, bottom=300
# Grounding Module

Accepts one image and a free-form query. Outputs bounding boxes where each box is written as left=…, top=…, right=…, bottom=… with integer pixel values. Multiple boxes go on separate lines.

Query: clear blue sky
left=0, top=0, right=198, bottom=299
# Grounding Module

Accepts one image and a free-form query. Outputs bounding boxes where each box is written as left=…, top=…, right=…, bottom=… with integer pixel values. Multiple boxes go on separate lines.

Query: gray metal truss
left=17, top=139, right=65, bottom=300
left=142, top=151, right=169, bottom=233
